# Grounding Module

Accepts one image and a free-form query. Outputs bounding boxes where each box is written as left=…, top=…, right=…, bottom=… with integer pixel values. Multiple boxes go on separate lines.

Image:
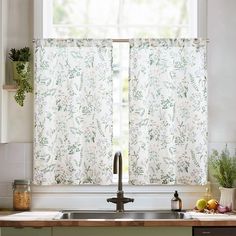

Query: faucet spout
left=107, top=151, right=134, bottom=212
left=113, top=151, right=123, bottom=192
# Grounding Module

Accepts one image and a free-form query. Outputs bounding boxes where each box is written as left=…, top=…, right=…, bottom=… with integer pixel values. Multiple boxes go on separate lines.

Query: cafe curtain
left=129, top=39, right=208, bottom=185
left=33, top=39, right=113, bottom=185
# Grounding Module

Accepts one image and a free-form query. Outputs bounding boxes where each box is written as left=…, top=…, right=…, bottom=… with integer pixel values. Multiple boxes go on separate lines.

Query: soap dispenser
left=171, top=190, right=182, bottom=211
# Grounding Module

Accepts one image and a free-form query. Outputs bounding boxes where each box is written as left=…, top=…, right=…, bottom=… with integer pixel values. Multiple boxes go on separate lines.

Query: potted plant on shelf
left=209, top=145, right=236, bottom=211
left=9, top=47, right=33, bottom=106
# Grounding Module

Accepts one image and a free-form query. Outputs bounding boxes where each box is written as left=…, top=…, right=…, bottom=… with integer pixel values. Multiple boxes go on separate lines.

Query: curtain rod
left=33, top=39, right=210, bottom=43
left=112, top=39, right=210, bottom=43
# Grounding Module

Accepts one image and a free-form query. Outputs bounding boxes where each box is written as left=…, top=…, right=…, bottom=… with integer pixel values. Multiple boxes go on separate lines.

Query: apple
left=207, top=199, right=219, bottom=210
left=196, top=199, right=207, bottom=211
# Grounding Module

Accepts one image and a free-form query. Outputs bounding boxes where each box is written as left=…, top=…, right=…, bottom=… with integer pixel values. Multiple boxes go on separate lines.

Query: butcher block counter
left=0, top=210, right=236, bottom=227
left=1, top=211, right=236, bottom=236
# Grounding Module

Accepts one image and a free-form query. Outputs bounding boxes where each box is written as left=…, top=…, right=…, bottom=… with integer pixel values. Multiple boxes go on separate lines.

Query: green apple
left=196, top=199, right=207, bottom=211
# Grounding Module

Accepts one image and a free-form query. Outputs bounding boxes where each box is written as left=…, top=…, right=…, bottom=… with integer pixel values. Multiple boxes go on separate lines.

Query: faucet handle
left=107, top=197, right=118, bottom=203
left=122, top=197, right=134, bottom=204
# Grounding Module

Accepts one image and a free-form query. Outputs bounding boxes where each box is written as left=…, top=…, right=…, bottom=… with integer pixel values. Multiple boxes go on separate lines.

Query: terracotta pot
left=219, top=187, right=236, bottom=211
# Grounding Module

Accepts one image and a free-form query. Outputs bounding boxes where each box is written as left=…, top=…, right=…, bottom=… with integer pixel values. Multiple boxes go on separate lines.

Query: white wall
left=1, top=0, right=236, bottom=210
left=0, top=0, right=8, bottom=143
left=207, top=0, right=236, bottom=198
left=208, top=0, right=236, bottom=143
left=4, top=0, right=33, bottom=142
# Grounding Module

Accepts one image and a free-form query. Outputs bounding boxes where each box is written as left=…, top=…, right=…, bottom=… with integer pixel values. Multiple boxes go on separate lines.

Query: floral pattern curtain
left=129, top=39, right=207, bottom=185
left=34, top=39, right=113, bottom=185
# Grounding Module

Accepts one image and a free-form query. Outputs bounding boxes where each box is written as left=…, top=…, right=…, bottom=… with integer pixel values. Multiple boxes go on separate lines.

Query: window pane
left=113, top=105, right=121, bottom=137
left=53, top=25, right=189, bottom=38
left=53, top=0, right=119, bottom=25
left=52, top=26, right=121, bottom=38
left=122, top=0, right=188, bottom=26
left=53, top=0, right=192, bottom=39
left=120, top=26, right=189, bottom=38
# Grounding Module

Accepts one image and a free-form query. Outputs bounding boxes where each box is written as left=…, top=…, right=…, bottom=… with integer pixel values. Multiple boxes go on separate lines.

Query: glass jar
left=12, top=179, right=31, bottom=211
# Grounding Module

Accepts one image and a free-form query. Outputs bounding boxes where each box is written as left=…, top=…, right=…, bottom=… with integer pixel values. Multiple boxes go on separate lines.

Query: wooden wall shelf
left=2, top=84, right=17, bottom=91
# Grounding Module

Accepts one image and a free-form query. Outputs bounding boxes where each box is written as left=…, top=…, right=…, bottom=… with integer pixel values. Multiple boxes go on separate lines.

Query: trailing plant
left=9, top=47, right=33, bottom=106
left=210, top=145, right=236, bottom=188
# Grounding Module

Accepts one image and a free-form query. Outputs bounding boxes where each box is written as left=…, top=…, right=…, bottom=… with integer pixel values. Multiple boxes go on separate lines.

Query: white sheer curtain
left=34, top=39, right=113, bottom=185
left=129, top=39, right=208, bottom=185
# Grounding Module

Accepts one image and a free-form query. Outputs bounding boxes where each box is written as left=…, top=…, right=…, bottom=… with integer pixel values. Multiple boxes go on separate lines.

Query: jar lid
left=13, top=179, right=31, bottom=185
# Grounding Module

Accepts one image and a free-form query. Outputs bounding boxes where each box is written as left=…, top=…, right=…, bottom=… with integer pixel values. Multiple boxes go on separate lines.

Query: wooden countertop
left=2, top=219, right=236, bottom=227
left=0, top=211, right=236, bottom=227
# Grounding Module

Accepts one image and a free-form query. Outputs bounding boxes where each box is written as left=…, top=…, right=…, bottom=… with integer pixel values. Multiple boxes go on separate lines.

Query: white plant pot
left=219, top=187, right=236, bottom=211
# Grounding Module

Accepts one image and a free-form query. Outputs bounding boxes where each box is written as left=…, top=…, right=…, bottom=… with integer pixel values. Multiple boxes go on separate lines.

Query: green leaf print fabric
left=34, top=39, right=113, bottom=185
left=129, top=39, right=207, bottom=185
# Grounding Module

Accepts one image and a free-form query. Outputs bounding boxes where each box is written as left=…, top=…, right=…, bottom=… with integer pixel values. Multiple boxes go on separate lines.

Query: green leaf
left=9, top=47, right=30, bottom=62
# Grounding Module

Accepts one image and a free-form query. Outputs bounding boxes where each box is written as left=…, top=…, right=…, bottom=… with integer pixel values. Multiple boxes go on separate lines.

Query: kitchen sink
left=54, top=210, right=189, bottom=220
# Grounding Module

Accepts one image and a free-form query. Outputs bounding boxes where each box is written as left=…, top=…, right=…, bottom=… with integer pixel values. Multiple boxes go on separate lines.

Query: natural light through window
left=42, top=0, right=197, bottom=180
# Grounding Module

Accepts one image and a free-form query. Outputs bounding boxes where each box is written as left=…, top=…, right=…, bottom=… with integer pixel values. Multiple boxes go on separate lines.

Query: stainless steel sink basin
left=55, top=210, right=189, bottom=220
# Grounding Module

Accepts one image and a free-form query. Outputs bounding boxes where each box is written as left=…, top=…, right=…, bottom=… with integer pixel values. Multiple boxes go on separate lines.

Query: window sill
left=32, top=184, right=208, bottom=194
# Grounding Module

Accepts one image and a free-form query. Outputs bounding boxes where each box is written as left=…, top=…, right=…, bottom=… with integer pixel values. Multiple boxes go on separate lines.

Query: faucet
left=107, top=151, right=134, bottom=212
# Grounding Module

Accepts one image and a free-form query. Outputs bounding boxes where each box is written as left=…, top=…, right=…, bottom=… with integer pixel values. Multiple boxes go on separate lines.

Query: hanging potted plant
left=209, top=145, right=236, bottom=211
left=9, top=47, right=33, bottom=106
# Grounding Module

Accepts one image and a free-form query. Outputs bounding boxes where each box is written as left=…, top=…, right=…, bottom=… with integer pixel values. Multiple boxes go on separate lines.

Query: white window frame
left=34, top=0, right=53, bottom=38
left=197, top=0, right=207, bottom=38
left=33, top=0, right=208, bottom=199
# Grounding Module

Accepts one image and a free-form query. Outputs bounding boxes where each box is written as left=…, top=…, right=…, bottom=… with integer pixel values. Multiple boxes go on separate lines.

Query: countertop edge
left=1, top=211, right=236, bottom=227
left=1, top=219, right=236, bottom=227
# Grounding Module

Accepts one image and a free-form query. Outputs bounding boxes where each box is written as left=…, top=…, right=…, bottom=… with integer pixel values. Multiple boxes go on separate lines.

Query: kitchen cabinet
left=1, top=227, right=51, bottom=236
left=53, top=227, right=192, bottom=236
left=193, top=226, right=236, bottom=236
left=0, top=226, right=192, bottom=236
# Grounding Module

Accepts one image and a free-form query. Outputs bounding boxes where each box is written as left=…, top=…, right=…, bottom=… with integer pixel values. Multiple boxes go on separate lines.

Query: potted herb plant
left=9, top=47, right=33, bottom=106
left=210, top=145, right=236, bottom=211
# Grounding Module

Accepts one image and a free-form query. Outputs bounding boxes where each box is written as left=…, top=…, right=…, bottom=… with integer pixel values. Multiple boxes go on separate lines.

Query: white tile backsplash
left=5, top=143, right=25, bottom=164
left=24, top=143, right=33, bottom=179
left=0, top=143, right=33, bottom=208
left=0, top=163, right=25, bottom=182
left=0, top=143, right=33, bottom=183
left=0, top=144, right=6, bottom=159
left=0, top=183, right=12, bottom=197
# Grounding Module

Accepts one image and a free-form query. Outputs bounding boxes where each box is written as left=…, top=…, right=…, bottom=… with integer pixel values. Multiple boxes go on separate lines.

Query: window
left=36, top=0, right=198, bottom=180
left=46, top=0, right=197, bottom=39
